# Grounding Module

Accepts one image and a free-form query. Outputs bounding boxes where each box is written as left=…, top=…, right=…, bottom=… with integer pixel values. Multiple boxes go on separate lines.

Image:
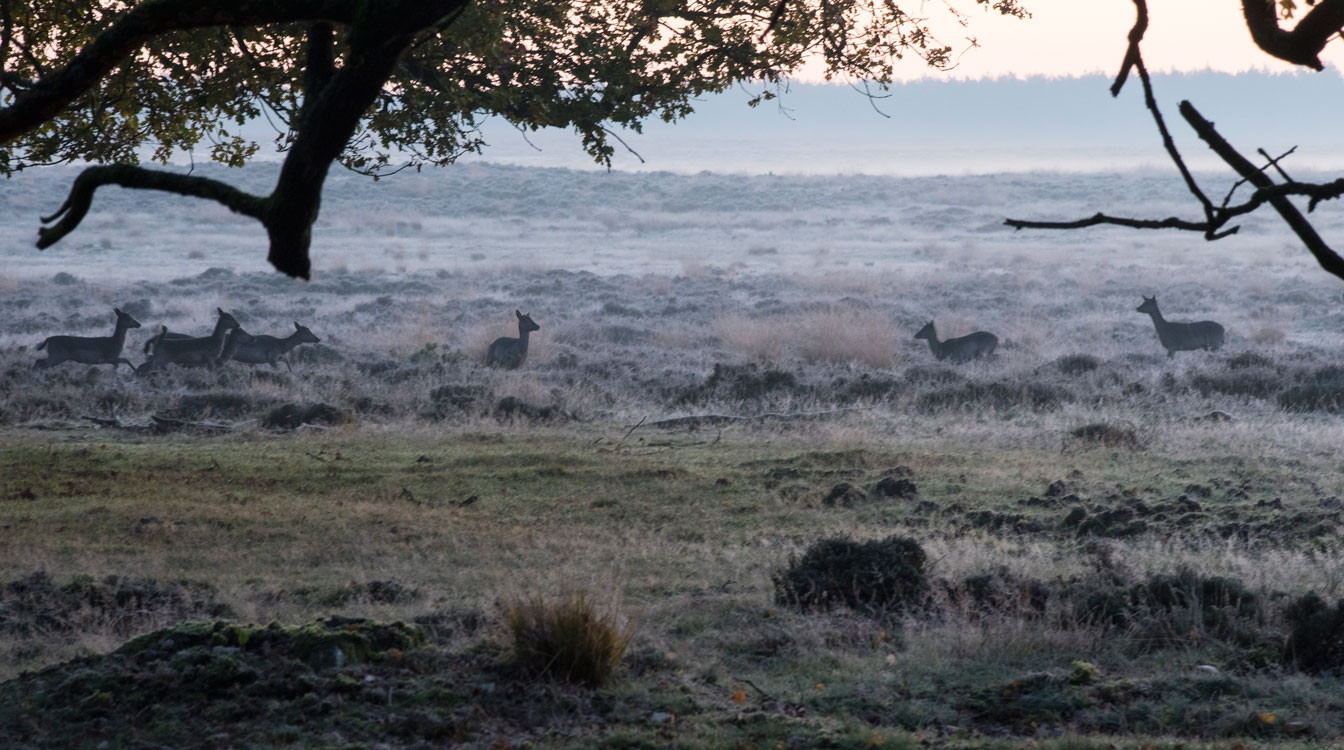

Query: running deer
left=214, top=326, right=258, bottom=368
left=138, top=308, right=240, bottom=372
left=224, top=322, right=321, bottom=371
left=485, top=310, right=541, bottom=369
left=1136, top=295, right=1225, bottom=358
left=144, top=306, right=234, bottom=355
left=913, top=320, right=998, bottom=362
left=34, top=308, right=141, bottom=370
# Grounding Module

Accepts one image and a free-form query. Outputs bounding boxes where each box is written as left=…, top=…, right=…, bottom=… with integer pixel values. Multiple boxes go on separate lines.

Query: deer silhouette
left=485, top=310, right=540, bottom=369
left=223, top=322, right=321, bottom=371
left=1136, top=295, right=1224, bottom=358
left=913, top=320, right=997, bottom=362
left=34, top=307, right=141, bottom=370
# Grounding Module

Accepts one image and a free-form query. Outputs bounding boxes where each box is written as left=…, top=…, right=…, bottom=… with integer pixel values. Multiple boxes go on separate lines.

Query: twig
left=621, top=415, right=647, bottom=442
left=732, top=676, right=779, bottom=703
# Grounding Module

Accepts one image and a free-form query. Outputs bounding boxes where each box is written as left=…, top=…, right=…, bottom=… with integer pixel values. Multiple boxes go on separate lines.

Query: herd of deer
left=31, top=297, right=1223, bottom=374
left=33, top=308, right=321, bottom=374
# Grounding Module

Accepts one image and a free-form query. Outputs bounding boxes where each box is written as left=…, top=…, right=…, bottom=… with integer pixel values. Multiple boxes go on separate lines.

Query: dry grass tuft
left=502, top=590, right=636, bottom=686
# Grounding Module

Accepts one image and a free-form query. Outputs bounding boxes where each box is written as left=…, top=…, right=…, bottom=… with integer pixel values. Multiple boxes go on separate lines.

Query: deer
left=144, top=306, right=234, bottom=356
left=34, top=307, right=141, bottom=370
left=214, top=326, right=258, bottom=368
left=223, top=322, right=321, bottom=371
left=138, top=308, right=240, bottom=372
left=485, top=310, right=541, bottom=369
left=1136, top=295, right=1225, bottom=358
left=913, top=320, right=998, bottom=363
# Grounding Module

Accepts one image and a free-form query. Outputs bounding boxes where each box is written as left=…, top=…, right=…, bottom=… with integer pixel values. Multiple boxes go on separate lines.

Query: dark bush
left=903, top=366, right=965, bottom=386
left=1056, top=354, right=1100, bottom=376
left=686, top=362, right=802, bottom=403
left=1278, top=366, right=1344, bottom=412
left=174, top=391, right=259, bottom=420
left=1226, top=352, right=1275, bottom=370
left=1282, top=592, right=1344, bottom=673
left=261, top=402, right=349, bottom=429
left=874, top=476, right=918, bottom=499
left=1071, top=571, right=1261, bottom=647
left=916, top=381, right=1071, bottom=412
left=1068, top=422, right=1140, bottom=449
left=773, top=535, right=927, bottom=615
left=1189, top=371, right=1279, bottom=400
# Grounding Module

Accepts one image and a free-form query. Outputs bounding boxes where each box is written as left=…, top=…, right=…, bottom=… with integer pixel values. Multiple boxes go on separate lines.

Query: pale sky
left=874, top=0, right=1344, bottom=81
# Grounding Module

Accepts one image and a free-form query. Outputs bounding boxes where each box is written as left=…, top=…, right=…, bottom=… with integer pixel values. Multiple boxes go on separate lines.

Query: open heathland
left=3, top=164, right=1344, bottom=748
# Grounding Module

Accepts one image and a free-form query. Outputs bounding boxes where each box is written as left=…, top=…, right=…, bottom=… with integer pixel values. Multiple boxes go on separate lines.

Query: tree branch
left=1003, top=212, right=1226, bottom=234
left=1178, top=99, right=1344, bottom=279
left=37, top=164, right=267, bottom=249
left=0, top=0, right=366, bottom=144
left=1242, top=0, right=1344, bottom=70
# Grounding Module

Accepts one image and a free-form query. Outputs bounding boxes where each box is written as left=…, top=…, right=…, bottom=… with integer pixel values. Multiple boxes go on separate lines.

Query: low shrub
left=1189, top=370, right=1280, bottom=400
left=1282, top=592, right=1344, bottom=673
left=916, top=381, right=1071, bottom=412
left=502, top=590, right=635, bottom=686
left=773, top=535, right=927, bottom=615
left=1055, top=354, right=1100, bottom=376
left=261, top=402, right=349, bottom=429
left=1067, top=422, right=1140, bottom=449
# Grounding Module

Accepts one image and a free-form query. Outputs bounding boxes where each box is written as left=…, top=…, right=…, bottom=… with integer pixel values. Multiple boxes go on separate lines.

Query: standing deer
left=1136, top=295, right=1224, bottom=358
left=34, top=308, right=141, bottom=370
left=224, top=322, right=321, bottom=371
left=138, top=308, right=240, bottom=372
left=913, top=320, right=998, bottom=362
left=485, top=310, right=541, bottom=369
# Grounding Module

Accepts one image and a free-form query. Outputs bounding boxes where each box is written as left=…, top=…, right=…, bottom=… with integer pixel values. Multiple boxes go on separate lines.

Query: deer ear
left=516, top=309, right=523, bottom=319
left=294, top=322, right=302, bottom=330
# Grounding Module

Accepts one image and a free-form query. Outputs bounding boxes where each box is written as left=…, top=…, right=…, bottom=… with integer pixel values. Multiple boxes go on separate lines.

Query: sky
left=881, top=0, right=1344, bottom=81
left=212, top=1, right=1344, bottom=176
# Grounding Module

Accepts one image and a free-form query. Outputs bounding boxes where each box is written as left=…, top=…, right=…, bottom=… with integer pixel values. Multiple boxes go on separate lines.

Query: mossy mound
left=0, top=618, right=427, bottom=748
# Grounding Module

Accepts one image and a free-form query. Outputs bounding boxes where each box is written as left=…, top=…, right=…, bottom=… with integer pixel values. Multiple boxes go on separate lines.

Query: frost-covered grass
left=4, top=165, right=1344, bottom=746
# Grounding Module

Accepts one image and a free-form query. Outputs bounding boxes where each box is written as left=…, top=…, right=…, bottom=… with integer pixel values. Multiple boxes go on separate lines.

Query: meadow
left=2, top=163, right=1344, bottom=748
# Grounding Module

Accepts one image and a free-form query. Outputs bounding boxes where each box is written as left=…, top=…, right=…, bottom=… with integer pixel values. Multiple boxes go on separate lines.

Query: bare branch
left=37, top=164, right=267, bottom=249
left=0, top=0, right=370, bottom=144
left=1004, top=212, right=1224, bottom=234
left=1242, top=0, right=1344, bottom=70
left=1178, top=99, right=1344, bottom=279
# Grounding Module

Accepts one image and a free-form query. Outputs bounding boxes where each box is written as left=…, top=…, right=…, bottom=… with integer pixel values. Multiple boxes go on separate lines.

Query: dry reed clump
left=794, top=309, right=896, bottom=369
left=711, top=314, right=790, bottom=362
left=501, top=590, right=636, bottom=687
left=773, top=535, right=928, bottom=616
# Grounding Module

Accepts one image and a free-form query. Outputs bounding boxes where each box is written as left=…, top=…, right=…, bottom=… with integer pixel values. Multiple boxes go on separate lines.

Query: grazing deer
left=1136, top=295, right=1225, bottom=358
left=224, top=322, right=321, bottom=371
left=34, top=307, right=141, bottom=370
left=485, top=310, right=541, bottom=369
left=913, top=320, right=998, bottom=362
left=138, top=308, right=240, bottom=372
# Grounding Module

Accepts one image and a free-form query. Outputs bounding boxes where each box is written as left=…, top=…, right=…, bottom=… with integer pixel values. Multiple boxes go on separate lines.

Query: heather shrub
left=773, top=535, right=927, bottom=615
left=1282, top=592, right=1344, bottom=673
left=1055, top=354, right=1100, bottom=376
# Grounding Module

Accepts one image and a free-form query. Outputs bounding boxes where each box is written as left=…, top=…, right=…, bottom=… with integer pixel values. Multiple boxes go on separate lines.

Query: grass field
left=3, top=421, right=1344, bottom=748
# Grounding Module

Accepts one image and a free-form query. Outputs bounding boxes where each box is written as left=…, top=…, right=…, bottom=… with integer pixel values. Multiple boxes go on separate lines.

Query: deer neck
left=111, top=321, right=131, bottom=346
left=1144, top=308, right=1167, bottom=327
